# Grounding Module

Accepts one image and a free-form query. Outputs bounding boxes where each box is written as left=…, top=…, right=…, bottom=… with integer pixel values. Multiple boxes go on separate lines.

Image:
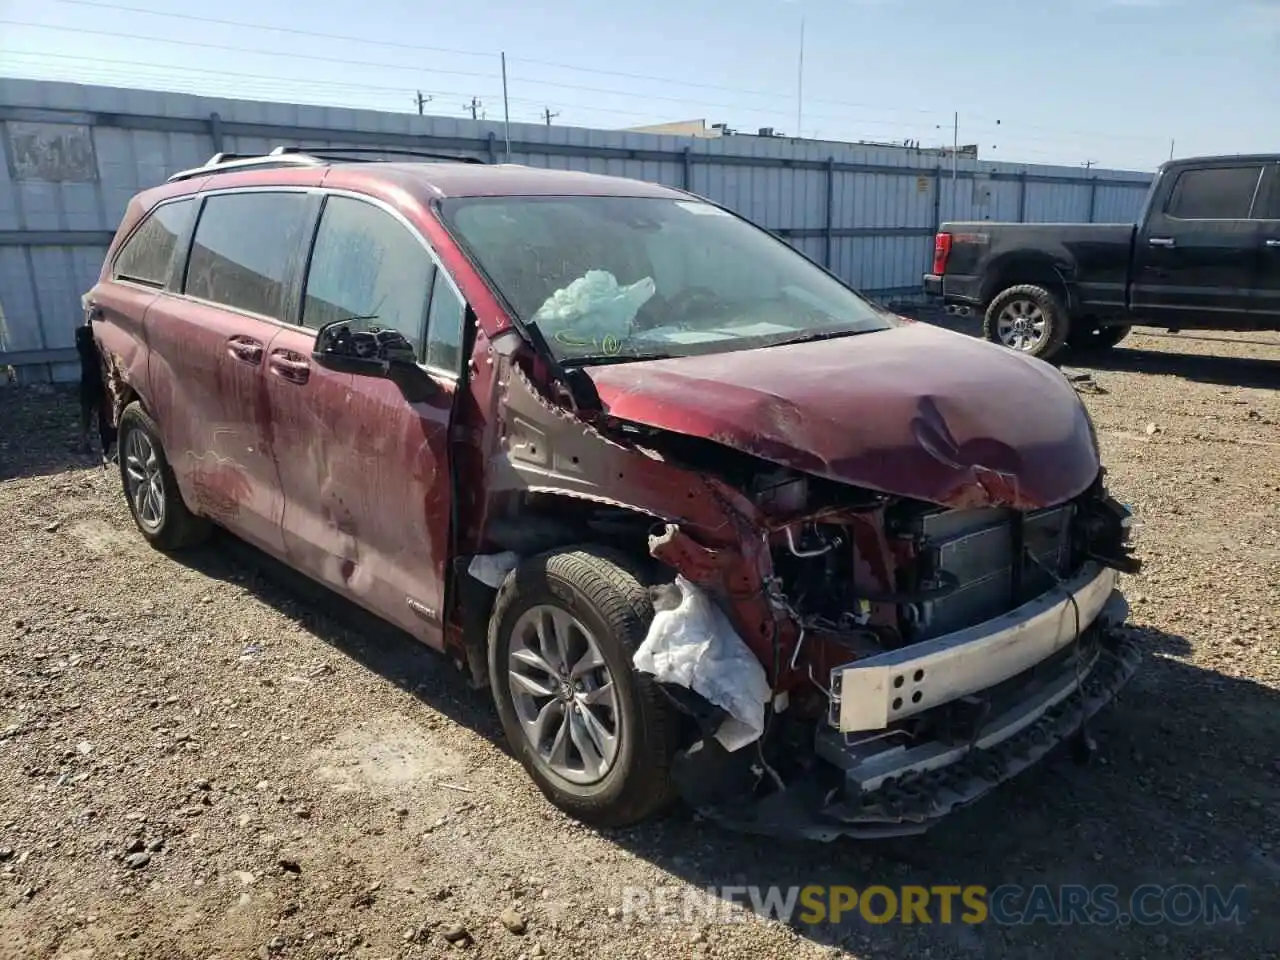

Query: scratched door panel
left=321, top=373, right=454, bottom=649
left=266, top=320, right=451, bottom=648
left=262, top=323, right=366, bottom=608
left=144, top=295, right=287, bottom=555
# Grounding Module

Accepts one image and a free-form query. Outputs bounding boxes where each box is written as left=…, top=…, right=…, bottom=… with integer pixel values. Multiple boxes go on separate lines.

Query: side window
left=302, top=196, right=434, bottom=355
left=425, top=271, right=467, bottom=373
left=1165, top=166, right=1263, bottom=220
left=113, top=198, right=195, bottom=287
left=185, top=192, right=314, bottom=320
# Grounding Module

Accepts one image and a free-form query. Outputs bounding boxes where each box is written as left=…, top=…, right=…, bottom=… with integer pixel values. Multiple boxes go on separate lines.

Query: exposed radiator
left=909, top=505, right=1073, bottom=639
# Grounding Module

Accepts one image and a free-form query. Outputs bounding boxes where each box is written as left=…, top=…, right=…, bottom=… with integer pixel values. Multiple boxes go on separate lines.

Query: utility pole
left=463, top=97, right=482, bottom=121
left=500, top=52, right=511, bottom=161
left=415, top=91, right=432, bottom=115
left=1169, top=138, right=1175, bottom=161
left=952, top=111, right=959, bottom=218
left=1083, top=159, right=1095, bottom=171
left=795, top=17, right=805, bottom=138
left=543, top=107, right=560, bottom=126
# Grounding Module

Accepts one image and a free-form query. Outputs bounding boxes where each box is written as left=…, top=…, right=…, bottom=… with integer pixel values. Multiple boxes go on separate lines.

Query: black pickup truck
left=923, top=154, right=1280, bottom=359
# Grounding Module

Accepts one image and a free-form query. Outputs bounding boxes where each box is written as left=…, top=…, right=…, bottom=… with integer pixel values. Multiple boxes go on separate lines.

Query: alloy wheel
left=506, top=604, right=621, bottom=785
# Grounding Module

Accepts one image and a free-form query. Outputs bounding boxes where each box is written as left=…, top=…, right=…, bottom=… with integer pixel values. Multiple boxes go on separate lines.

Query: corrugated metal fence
left=0, top=77, right=1154, bottom=382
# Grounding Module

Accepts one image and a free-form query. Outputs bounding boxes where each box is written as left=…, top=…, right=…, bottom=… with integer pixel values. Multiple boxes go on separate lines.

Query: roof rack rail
left=270, top=145, right=485, bottom=164
left=166, top=151, right=325, bottom=183
left=165, top=144, right=487, bottom=183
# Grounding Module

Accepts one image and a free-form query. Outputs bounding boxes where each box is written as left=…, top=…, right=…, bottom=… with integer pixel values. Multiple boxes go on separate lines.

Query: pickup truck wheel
left=984, top=284, right=1069, bottom=360
left=488, top=546, right=680, bottom=827
left=1068, top=323, right=1131, bottom=353
left=117, top=402, right=211, bottom=550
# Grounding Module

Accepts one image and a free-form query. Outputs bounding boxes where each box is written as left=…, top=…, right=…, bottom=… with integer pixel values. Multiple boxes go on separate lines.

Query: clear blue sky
left=2, top=0, right=1277, bottom=171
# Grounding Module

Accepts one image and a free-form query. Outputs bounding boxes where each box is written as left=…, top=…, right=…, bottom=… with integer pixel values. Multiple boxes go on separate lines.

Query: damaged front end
left=470, top=327, right=1142, bottom=841
left=650, top=469, right=1142, bottom=840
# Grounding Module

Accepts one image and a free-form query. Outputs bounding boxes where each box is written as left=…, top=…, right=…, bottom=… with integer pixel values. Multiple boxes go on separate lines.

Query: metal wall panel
left=0, top=77, right=1154, bottom=380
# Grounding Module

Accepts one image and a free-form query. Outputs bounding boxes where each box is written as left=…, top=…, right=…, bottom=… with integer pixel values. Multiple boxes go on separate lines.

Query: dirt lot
left=1, top=326, right=1278, bottom=960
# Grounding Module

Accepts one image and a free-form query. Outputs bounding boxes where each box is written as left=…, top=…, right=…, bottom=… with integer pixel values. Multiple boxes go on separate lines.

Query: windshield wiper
left=763, top=327, right=878, bottom=348
left=561, top=351, right=677, bottom=368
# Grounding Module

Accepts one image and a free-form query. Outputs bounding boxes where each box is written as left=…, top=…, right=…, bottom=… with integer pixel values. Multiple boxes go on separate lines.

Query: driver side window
left=302, top=196, right=434, bottom=356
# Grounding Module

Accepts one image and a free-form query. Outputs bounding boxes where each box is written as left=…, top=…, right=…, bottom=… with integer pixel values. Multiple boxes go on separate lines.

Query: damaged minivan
left=85, top=147, right=1141, bottom=839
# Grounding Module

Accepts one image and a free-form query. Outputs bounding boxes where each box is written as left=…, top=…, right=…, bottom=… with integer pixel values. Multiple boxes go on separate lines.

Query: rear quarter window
left=1255, top=167, right=1280, bottom=220
left=112, top=198, right=196, bottom=287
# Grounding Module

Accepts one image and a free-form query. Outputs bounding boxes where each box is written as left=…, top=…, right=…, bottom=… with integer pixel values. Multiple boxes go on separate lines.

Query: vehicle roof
left=167, top=159, right=691, bottom=200
left=1162, top=153, right=1280, bottom=170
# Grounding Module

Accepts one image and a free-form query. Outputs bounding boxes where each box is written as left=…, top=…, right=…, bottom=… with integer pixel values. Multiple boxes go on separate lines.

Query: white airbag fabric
left=633, top=576, right=771, bottom=752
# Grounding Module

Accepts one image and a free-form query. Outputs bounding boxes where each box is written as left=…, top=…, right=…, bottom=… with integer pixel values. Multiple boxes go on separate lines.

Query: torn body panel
left=475, top=354, right=787, bottom=670
left=88, top=283, right=155, bottom=430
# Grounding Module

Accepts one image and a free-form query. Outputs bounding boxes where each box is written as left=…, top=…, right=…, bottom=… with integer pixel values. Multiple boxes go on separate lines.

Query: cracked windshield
left=441, top=195, right=894, bottom=363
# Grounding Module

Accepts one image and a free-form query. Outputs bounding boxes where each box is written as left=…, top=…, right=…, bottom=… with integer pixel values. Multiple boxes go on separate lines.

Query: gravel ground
left=1, top=326, right=1278, bottom=960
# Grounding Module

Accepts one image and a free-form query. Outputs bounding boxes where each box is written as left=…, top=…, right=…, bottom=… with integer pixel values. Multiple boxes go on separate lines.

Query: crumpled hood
left=583, top=322, right=1100, bottom=509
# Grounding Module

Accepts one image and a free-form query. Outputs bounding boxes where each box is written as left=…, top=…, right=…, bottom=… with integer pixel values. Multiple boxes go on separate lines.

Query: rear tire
left=1068, top=322, right=1130, bottom=353
left=117, top=402, right=210, bottom=551
left=983, top=284, right=1069, bottom=361
left=488, top=546, right=679, bottom=827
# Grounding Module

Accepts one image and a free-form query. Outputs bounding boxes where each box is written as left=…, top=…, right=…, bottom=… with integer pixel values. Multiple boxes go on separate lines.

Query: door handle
left=1266, top=239, right=1280, bottom=249
left=269, top=349, right=311, bottom=385
left=1148, top=237, right=1176, bottom=248
left=226, top=335, right=264, bottom=365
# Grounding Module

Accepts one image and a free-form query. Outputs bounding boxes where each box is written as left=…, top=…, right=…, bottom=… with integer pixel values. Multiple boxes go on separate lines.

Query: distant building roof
left=622, top=119, right=979, bottom=157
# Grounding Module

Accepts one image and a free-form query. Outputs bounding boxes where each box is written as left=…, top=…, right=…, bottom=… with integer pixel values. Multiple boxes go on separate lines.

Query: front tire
left=488, top=546, right=679, bottom=827
left=983, top=284, right=1069, bottom=360
left=117, top=402, right=210, bottom=551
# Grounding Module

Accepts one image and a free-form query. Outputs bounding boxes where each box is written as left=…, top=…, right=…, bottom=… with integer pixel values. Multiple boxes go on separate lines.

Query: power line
left=1, top=60, right=1144, bottom=166
left=47, top=0, right=495, bottom=61
left=36, top=0, right=1145, bottom=137
left=5, top=13, right=1172, bottom=147
left=0, top=25, right=953, bottom=133
left=0, top=45, right=1169, bottom=162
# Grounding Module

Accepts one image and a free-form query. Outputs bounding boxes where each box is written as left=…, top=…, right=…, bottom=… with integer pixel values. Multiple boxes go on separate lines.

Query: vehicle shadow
left=177, top=532, right=1279, bottom=960
left=179, top=530, right=507, bottom=746
left=1071, top=346, right=1280, bottom=390
left=0, top=385, right=111, bottom=482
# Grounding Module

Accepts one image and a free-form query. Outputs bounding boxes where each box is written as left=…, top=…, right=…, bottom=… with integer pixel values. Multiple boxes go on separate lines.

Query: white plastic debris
left=467, top=552, right=519, bottom=588
left=531, top=270, right=656, bottom=345
left=634, top=576, right=771, bottom=752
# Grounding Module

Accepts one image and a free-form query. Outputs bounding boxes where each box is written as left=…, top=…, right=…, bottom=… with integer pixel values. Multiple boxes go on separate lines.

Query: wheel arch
left=457, top=492, right=670, bottom=689
left=981, top=254, right=1076, bottom=312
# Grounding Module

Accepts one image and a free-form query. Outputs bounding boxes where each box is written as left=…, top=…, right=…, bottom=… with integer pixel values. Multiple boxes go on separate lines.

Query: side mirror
left=313, top=317, right=416, bottom=373
left=312, top=318, right=436, bottom=400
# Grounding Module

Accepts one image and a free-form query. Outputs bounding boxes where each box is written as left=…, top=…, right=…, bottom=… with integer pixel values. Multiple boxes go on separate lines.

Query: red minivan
left=85, top=147, right=1142, bottom=839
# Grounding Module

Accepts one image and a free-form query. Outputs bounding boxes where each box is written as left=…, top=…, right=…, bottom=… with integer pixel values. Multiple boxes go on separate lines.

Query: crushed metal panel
left=582, top=322, right=1101, bottom=510
left=492, top=362, right=689, bottom=519
left=6, top=122, right=99, bottom=183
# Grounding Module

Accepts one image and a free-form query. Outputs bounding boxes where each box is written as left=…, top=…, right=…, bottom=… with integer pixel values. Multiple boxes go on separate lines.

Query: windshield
left=438, top=195, right=896, bottom=364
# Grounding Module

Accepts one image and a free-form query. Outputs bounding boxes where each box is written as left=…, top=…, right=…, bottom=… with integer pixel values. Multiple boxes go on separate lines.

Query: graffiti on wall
left=7, top=122, right=99, bottom=182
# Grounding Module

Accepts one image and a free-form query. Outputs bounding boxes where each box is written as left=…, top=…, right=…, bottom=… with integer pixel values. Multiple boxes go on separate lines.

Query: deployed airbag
left=634, top=576, right=771, bottom=751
